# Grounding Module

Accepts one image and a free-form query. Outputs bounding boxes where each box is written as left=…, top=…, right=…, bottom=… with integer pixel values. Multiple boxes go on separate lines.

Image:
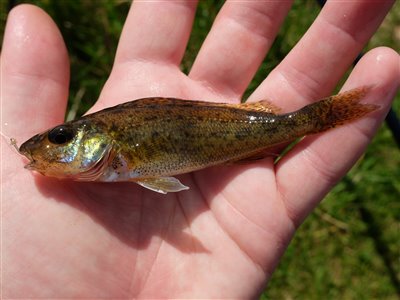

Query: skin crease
left=1, top=1, right=399, bottom=298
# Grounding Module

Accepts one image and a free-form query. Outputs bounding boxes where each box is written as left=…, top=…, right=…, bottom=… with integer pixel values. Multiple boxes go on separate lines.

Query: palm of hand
left=2, top=2, right=398, bottom=298
left=5, top=49, right=287, bottom=299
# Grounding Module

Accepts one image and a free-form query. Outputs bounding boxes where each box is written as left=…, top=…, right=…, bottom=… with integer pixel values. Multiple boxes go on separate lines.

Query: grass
left=1, top=0, right=399, bottom=298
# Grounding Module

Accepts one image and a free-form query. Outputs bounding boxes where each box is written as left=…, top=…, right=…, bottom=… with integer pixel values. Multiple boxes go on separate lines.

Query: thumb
left=1, top=4, right=69, bottom=143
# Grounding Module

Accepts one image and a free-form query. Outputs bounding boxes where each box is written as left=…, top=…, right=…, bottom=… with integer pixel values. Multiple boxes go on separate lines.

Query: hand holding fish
left=2, top=1, right=399, bottom=298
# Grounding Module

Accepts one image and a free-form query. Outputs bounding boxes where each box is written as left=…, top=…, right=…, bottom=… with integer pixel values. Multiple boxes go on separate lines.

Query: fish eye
left=48, top=126, right=74, bottom=144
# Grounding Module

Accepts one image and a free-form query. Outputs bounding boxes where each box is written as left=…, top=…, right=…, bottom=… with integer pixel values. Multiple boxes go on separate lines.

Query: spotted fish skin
left=18, top=86, right=378, bottom=193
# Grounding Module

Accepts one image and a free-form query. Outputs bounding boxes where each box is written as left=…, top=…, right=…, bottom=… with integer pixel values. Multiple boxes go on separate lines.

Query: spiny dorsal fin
left=239, top=100, right=281, bottom=114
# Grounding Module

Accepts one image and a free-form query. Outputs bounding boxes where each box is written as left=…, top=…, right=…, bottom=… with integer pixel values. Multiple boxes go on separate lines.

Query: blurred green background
left=1, top=0, right=399, bottom=298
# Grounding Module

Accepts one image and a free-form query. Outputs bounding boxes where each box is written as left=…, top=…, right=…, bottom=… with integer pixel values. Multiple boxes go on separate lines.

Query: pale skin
left=1, top=1, right=399, bottom=298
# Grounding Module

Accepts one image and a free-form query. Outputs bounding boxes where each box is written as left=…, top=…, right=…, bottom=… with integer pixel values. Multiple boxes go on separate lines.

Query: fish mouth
left=9, top=138, right=37, bottom=170
left=24, top=160, right=37, bottom=170
left=18, top=146, right=37, bottom=170
left=21, top=149, right=33, bottom=160
left=22, top=154, right=37, bottom=170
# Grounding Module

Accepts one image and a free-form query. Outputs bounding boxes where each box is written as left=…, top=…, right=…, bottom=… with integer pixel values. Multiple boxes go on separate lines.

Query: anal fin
left=136, top=177, right=189, bottom=194
left=226, top=151, right=279, bottom=165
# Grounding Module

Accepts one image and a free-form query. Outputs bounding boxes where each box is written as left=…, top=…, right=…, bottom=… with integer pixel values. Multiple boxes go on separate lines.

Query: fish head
left=19, top=119, right=113, bottom=180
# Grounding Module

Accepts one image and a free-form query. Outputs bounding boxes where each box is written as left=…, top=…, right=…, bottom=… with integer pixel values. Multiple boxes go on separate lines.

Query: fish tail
left=300, top=86, right=379, bottom=134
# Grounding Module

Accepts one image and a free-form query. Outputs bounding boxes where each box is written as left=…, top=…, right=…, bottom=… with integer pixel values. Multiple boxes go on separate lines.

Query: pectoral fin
left=136, top=177, right=189, bottom=194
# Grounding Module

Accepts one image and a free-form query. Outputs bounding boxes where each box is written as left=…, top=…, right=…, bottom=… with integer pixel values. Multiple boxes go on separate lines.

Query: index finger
left=114, top=1, right=197, bottom=66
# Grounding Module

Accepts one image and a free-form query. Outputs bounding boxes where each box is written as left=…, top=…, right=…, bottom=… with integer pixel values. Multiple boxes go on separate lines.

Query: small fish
left=16, top=86, right=378, bottom=194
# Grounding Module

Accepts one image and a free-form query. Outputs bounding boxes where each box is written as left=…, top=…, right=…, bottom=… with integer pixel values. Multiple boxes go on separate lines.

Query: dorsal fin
left=94, top=97, right=282, bottom=116
left=238, top=100, right=281, bottom=114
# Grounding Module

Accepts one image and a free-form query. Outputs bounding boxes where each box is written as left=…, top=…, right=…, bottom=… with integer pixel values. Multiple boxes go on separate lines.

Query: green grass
left=1, top=0, right=399, bottom=298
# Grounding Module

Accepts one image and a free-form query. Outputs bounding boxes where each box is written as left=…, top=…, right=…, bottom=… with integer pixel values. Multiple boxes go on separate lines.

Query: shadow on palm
left=32, top=154, right=278, bottom=253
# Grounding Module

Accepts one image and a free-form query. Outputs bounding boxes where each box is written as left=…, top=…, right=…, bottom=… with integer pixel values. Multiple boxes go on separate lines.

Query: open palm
left=2, top=1, right=399, bottom=298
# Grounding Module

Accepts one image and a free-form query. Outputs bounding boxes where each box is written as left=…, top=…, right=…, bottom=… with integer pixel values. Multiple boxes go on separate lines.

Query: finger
left=275, top=47, right=400, bottom=226
left=1, top=4, right=69, bottom=142
left=250, top=1, right=395, bottom=109
left=189, top=1, right=292, bottom=99
left=114, top=1, right=197, bottom=66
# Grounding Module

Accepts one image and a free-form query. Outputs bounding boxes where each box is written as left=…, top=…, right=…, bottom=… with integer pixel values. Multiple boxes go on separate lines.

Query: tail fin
left=302, top=86, right=379, bottom=134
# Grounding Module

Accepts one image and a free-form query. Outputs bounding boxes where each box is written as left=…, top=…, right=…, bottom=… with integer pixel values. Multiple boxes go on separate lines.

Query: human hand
left=2, top=1, right=399, bottom=298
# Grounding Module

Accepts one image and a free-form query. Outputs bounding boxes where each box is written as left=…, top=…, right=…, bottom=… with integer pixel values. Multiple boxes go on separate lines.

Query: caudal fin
left=304, top=86, right=379, bottom=134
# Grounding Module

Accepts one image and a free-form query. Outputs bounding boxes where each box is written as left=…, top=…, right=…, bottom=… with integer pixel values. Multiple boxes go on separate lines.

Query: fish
left=16, top=86, right=378, bottom=194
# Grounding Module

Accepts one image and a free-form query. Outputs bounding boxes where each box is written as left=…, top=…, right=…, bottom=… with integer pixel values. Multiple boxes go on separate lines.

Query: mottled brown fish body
left=18, top=86, right=378, bottom=193
left=84, top=87, right=377, bottom=177
left=87, top=99, right=281, bottom=177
